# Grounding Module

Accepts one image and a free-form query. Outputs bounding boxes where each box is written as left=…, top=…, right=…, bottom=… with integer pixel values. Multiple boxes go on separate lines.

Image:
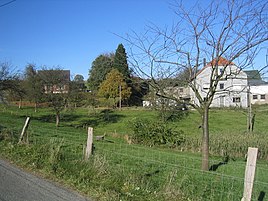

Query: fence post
left=18, top=117, right=30, bottom=144
left=241, top=147, right=258, bottom=201
left=85, top=127, right=93, bottom=160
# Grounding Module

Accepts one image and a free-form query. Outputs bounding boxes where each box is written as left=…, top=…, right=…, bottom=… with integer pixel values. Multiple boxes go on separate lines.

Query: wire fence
left=0, top=113, right=268, bottom=201
left=27, top=126, right=268, bottom=200
left=95, top=141, right=268, bottom=201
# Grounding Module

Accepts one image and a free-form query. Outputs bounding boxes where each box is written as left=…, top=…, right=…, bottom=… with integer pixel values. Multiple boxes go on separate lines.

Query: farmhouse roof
left=195, top=57, right=236, bottom=77
left=244, top=70, right=266, bottom=86
left=207, top=57, right=235, bottom=66
left=38, top=70, right=70, bottom=83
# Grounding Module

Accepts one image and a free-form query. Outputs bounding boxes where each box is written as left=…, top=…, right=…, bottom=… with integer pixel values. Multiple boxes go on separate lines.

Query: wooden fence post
left=18, top=117, right=30, bottom=144
left=85, top=127, right=93, bottom=160
left=241, top=147, right=258, bottom=201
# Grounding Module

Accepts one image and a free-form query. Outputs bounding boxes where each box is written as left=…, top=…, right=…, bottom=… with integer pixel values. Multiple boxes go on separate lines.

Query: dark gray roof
left=244, top=70, right=267, bottom=86
left=244, top=70, right=262, bottom=80
left=38, top=70, right=70, bottom=83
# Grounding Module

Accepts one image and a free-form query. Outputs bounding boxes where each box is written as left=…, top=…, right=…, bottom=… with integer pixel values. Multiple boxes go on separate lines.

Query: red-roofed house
left=190, top=57, right=249, bottom=108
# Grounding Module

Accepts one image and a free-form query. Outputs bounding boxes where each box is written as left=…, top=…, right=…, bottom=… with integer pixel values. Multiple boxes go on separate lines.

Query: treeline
left=0, top=44, right=150, bottom=112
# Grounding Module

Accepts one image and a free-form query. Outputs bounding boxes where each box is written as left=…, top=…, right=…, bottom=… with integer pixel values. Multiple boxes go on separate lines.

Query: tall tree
left=24, top=64, right=44, bottom=112
left=87, top=54, right=114, bottom=92
left=126, top=0, right=268, bottom=170
left=98, top=69, right=131, bottom=108
left=113, top=44, right=131, bottom=79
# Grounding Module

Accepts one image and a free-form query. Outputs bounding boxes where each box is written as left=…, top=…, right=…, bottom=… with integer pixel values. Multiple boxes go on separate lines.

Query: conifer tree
left=113, top=44, right=130, bottom=79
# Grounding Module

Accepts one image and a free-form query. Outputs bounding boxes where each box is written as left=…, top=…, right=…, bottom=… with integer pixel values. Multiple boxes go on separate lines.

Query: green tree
left=73, top=74, right=86, bottom=92
left=73, top=74, right=84, bottom=82
left=67, top=74, right=86, bottom=108
left=24, top=64, right=44, bottom=112
left=128, top=77, right=149, bottom=106
left=113, top=44, right=131, bottom=79
left=39, top=68, right=70, bottom=127
left=87, top=54, right=114, bottom=92
left=98, top=69, right=131, bottom=108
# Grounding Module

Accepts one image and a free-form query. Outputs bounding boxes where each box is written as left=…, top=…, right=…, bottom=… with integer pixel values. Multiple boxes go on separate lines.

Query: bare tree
left=0, top=62, right=20, bottom=103
left=125, top=0, right=268, bottom=170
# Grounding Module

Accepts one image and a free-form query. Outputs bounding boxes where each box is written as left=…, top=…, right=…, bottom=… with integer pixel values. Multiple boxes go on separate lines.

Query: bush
left=130, top=119, right=185, bottom=147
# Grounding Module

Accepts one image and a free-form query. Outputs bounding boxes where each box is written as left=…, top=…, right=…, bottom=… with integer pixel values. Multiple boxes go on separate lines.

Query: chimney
left=203, top=58, right=206, bottom=67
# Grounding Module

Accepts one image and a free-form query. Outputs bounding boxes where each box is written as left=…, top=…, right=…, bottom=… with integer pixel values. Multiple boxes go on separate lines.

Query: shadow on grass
left=258, top=191, right=265, bottom=201
left=209, top=156, right=229, bottom=171
left=73, top=109, right=125, bottom=128
left=27, top=109, right=125, bottom=128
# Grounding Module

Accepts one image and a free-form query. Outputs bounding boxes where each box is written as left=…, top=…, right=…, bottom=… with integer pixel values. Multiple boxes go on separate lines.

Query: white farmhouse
left=190, top=57, right=249, bottom=108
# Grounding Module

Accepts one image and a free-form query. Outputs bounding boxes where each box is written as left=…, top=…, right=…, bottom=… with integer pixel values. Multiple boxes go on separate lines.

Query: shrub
left=130, top=119, right=185, bottom=147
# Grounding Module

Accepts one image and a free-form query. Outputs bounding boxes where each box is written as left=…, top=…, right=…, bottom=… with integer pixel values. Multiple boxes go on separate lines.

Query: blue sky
left=0, top=0, right=176, bottom=79
left=0, top=0, right=267, bottom=80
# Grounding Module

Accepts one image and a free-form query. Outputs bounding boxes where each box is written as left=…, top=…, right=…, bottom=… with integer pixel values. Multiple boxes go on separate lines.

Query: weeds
left=48, top=138, right=65, bottom=173
left=130, top=119, right=185, bottom=147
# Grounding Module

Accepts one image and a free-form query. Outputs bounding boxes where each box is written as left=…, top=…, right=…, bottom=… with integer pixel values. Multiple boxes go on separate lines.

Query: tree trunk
left=201, top=106, right=209, bottom=171
left=19, top=99, right=22, bottom=109
left=56, top=112, right=60, bottom=127
left=34, top=102, right=37, bottom=113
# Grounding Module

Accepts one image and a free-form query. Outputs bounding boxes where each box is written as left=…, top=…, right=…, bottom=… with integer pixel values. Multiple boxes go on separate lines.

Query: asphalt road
left=0, top=159, right=91, bottom=201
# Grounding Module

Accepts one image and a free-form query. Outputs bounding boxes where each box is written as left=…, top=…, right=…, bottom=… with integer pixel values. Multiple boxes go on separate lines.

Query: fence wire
left=0, top=114, right=267, bottom=201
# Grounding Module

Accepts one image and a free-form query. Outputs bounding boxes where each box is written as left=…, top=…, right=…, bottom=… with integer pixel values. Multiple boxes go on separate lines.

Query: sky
left=0, top=0, right=176, bottom=80
left=0, top=0, right=267, bottom=80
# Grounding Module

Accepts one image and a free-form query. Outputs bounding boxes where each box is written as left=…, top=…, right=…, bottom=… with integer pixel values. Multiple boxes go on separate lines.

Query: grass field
left=0, top=104, right=268, bottom=200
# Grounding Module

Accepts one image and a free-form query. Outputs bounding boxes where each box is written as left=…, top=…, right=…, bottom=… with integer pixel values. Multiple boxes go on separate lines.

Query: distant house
left=190, top=57, right=249, bottom=108
left=164, top=86, right=190, bottom=102
left=38, top=70, right=70, bottom=94
left=245, top=70, right=268, bottom=105
left=142, top=86, right=190, bottom=108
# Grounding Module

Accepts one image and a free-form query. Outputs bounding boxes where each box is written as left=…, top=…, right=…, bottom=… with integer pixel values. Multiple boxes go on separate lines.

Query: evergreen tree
left=113, top=44, right=130, bottom=79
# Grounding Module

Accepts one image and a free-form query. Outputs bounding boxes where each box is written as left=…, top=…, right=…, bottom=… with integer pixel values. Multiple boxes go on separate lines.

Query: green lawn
left=0, top=104, right=268, bottom=200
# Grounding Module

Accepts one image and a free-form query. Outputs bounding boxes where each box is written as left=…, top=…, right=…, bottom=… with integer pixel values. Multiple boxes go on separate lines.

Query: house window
left=219, top=68, right=224, bottom=74
left=253, top=95, right=258, bottom=100
left=261, top=94, right=265, bottom=100
left=233, top=97, right=241, bottom=103
left=179, top=88, right=183, bottom=93
left=219, top=83, right=224, bottom=89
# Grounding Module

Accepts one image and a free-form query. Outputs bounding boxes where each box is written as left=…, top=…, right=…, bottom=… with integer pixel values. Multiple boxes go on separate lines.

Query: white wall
left=250, top=85, right=268, bottom=105
left=190, top=64, right=248, bottom=108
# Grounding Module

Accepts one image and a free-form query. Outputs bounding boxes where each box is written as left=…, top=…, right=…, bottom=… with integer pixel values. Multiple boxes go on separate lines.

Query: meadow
left=0, top=104, right=268, bottom=200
